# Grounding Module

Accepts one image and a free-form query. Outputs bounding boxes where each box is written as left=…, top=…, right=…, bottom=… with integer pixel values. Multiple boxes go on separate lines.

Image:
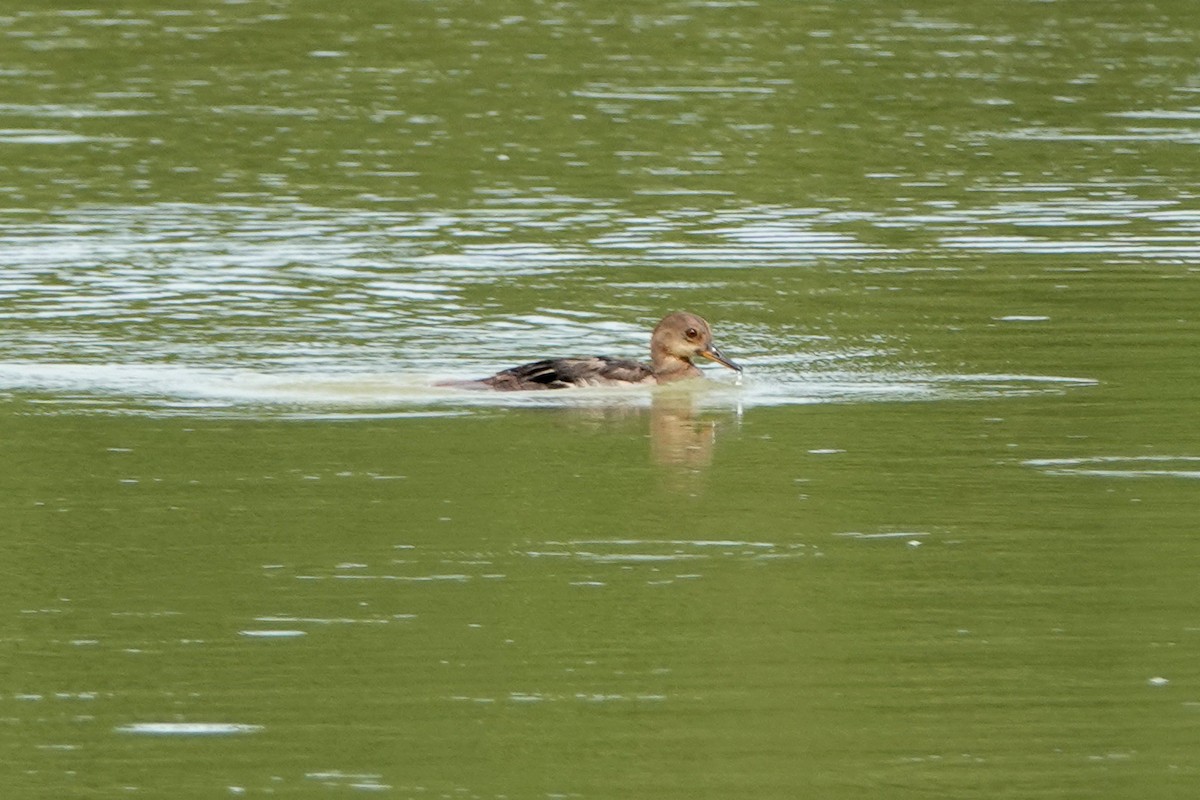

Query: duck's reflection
left=541, top=388, right=739, bottom=480
left=649, top=392, right=720, bottom=469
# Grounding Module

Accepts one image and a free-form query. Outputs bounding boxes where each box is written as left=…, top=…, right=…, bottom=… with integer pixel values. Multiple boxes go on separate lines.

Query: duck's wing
left=482, top=357, right=654, bottom=391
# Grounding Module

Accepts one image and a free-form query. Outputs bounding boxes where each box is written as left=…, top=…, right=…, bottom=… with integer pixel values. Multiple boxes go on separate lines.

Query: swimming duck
left=455, top=311, right=742, bottom=391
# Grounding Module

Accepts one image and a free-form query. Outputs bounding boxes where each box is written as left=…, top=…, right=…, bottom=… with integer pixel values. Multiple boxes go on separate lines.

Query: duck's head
left=650, top=312, right=742, bottom=373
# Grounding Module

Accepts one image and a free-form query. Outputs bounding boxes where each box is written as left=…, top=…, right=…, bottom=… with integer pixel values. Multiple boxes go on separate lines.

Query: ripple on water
left=115, top=722, right=263, bottom=736
left=1024, top=456, right=1200, bottom=479
left=910, top=194, right=1200, bottom=259
left=0, top=199, right=1110, bottom=416
left=0, top=103, right=153, bottom=118
left=306, top=772, right=391, bottom=792
left=0, top=359, right=1096, bottom=418
left=0, top=129, right=133, bottom=145
left=992, top=126, right=1200, bottom=145
left=523, top=538, right=812, bottom=570
left=238, top=629, right=307, bottom=639
left=2, top=201, right=904, bottom=373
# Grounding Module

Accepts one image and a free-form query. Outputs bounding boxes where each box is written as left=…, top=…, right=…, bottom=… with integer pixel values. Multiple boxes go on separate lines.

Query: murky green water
left=4, top=2, right=1200, bottom=798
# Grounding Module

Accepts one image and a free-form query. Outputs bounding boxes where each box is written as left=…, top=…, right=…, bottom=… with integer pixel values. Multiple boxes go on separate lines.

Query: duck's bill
left=699, top=345, right=742, bottom=373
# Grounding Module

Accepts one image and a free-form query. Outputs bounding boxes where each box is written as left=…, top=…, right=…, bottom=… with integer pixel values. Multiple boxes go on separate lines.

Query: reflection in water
left=649, top=391, right=720, bottom=470
left=519, top=388, right=739, bottom=493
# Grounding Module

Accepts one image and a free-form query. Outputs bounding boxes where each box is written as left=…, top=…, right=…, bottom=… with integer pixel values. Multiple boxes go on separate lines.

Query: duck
left=449, top=311, right=742, bottom=391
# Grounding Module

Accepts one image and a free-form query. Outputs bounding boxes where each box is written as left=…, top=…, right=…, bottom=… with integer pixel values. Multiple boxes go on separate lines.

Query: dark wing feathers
left=575, top=357, right=655, bottom=385
left=482, top=356, right=653, bottom=391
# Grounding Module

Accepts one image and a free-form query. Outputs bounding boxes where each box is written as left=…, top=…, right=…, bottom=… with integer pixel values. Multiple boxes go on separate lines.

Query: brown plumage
left=449, top=312, right=741, bottom=391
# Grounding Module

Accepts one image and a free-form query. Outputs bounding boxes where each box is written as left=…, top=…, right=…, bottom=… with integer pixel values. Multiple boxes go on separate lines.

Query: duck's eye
left=685, top=327, right=699, bottom=340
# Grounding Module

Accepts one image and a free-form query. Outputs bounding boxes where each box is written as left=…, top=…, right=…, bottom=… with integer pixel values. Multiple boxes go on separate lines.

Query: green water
left=3, top=1, right=1200, bottom=798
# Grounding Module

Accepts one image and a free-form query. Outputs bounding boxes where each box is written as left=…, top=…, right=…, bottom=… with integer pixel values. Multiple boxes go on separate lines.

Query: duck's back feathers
left=482, top=356, right=656, bottom=391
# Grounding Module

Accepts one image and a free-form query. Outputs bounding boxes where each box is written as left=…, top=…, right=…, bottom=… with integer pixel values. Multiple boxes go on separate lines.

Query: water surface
left=4, top=2, right=1200, bottom=798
